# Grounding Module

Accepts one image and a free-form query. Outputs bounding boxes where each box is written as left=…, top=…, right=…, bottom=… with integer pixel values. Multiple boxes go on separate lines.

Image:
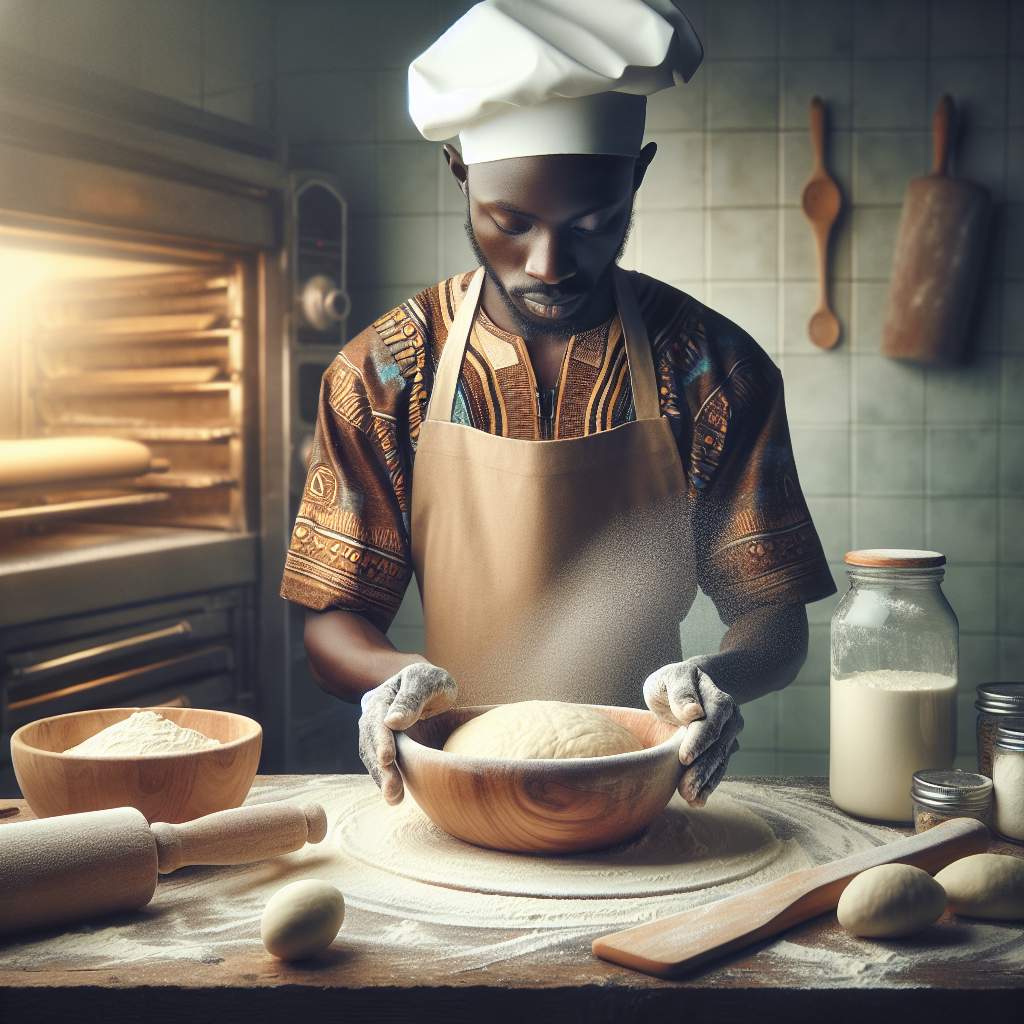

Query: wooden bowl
left=394, top=704, right=685, bottom=854
left=10, top=706, right=262, bottom=822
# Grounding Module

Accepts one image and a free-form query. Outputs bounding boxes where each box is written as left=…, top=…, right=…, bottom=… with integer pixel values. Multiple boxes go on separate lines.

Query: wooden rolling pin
left=593, top=816, right=988, bottom=978
left=0, top=800, right=327, bottom=938
left=0, top=436, right=157, bottom=490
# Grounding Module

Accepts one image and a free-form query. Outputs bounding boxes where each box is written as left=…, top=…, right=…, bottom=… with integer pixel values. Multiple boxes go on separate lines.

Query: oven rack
left=0, top=491, right=170, bottom=524
left=126, top=472, right=235, bottom=490
left=53, top=267, right=236, bottom=299
left=42, top=424, right=238, bottom=442
left=34, top=378, right=233, bottom=396
left=35, top=326, right=236, bottom=347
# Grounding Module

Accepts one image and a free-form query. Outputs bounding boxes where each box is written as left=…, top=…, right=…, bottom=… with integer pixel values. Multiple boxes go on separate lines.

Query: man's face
left=460, top=152, right=642, bottom=339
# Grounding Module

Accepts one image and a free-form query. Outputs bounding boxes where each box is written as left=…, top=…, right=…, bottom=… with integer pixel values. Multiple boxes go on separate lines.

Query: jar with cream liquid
left=830, top=550, right=958, bottom=823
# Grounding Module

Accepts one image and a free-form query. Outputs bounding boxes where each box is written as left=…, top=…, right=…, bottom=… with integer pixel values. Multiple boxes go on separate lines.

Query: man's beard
left=463, top=201, right=634, bottom=341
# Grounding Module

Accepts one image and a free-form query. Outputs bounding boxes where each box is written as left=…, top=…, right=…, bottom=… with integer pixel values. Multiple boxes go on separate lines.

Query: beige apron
left=410, top=266, right=696, bottom=707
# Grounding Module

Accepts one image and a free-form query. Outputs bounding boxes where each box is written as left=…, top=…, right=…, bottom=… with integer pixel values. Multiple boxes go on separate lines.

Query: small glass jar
left=975, top=683, right=1024, bottom=777
left=911, top=768, right=993, bottom=833
left=830, top=549, right=958, bottom=823
left=992, top=719, right=1024, bottom=843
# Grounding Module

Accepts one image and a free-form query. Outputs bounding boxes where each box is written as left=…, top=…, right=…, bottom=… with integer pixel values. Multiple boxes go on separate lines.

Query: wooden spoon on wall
left=801, top=96, right=842, bottom=349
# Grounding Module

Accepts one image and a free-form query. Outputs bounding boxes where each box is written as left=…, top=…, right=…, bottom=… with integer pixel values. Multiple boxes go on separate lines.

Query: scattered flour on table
left=767, top=917, right=1024, bottom=988
left=63, top=710, right=221, bottom=756
left=3, top=774, right=1022, bottom=982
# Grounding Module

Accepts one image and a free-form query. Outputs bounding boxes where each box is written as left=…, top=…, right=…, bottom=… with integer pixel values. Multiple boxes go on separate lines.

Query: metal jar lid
left=911, top=768, right=993, bottom=810
left=975, top=682, right=1024, bottom=716
left=994, top=719, right=1024, bottom=753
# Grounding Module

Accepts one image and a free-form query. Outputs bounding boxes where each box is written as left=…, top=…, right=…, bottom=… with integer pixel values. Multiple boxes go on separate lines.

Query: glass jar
left=992, top=719, right=1024, bottom=843
left=911, top=768, right=992, bottom=833
left=975, top=683, right=1024, bottom=777
left=830, top=549, right=958, bottom=823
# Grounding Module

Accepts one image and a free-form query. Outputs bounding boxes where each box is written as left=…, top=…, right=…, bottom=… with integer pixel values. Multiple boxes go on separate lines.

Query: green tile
left=728, top=751, right=779, bottom=776
left=776, top=752, right=829, bottom=775
left=777, top=685, right=829, bottom=751
left=795, top=624, right=831, bottom=685
left=927, top=428, right=998, bottom=495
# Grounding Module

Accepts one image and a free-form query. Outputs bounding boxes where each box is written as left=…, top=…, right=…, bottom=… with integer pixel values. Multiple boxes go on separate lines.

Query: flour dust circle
left=335, top=788, right=782, bottom=899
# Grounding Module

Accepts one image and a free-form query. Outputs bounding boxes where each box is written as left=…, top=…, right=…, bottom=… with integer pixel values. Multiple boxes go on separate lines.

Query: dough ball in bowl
left=443, top=700, right=643, bottom=760
left=395, top=702, right=686, bottom=854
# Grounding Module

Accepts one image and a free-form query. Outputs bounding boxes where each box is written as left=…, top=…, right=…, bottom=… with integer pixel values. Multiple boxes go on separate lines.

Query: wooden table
left=1, top=775, right=1021, bottom=1023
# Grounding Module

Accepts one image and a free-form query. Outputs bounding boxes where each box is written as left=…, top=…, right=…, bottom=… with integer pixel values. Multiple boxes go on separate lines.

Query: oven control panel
left=292, top=175, right=348, bottom=346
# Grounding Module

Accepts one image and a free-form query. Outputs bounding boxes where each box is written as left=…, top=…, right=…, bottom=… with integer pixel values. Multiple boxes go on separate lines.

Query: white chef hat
left=408, top=0, right=703, bottom=164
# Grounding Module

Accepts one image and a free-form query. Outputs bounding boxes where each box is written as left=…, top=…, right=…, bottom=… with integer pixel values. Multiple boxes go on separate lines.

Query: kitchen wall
left=0, top=0, right=276, bottom=129
left=277, top=0, right=1022, bottom=777
left=3, top=0, right=1021, bottom=777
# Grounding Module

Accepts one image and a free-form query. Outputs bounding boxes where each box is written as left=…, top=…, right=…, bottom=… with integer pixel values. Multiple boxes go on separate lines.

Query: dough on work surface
left=442, top=701, right=644, bottom=760
left=935, top=853, right=1024, bottom=920
left=261, top=879, right=345, bottom=961
left=836, top=863, right=946, bottom=938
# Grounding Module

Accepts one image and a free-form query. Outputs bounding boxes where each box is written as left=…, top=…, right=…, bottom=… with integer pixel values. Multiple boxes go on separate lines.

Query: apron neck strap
left=612, top=266, right=661, bottom=422
left=427, top=265, right=661, bottom=424
left=428, top=268, right=485, bottom=424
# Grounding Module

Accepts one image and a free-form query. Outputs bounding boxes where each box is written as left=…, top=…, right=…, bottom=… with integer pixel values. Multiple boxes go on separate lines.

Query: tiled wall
left=650, top=0, right=1023, bottom=777
left=4, top=0, right=1021, bottom=778
left=0, top=0, right=277, bottom=129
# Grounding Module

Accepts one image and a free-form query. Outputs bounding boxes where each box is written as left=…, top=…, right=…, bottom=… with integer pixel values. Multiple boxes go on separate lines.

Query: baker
left=281, top=0, right=835, bottom=809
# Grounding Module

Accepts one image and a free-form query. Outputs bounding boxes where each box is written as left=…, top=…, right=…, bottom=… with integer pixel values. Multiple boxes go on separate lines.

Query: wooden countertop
left=1, top=774, right=1022, bottom=1023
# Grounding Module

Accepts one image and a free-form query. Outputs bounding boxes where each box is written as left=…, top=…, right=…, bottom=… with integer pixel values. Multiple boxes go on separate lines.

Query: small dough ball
left=443, top=700, right=643, bottom=760
left=935, top=853, right=1024, bottom=920
left=837, top=864, right=946, bottom=938
left=261, top=879, right=345, bottom=961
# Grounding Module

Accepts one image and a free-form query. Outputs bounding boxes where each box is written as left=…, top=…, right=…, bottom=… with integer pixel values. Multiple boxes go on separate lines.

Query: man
left=281, top=0, right=835, bottom=810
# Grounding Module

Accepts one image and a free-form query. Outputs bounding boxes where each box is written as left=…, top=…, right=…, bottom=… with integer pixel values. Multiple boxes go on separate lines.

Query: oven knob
left=299, top=275, right=350, bottom=332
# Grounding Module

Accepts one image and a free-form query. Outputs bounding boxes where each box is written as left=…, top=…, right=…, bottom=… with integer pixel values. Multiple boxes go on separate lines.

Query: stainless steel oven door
left=0, top=589, right=253, bottom=740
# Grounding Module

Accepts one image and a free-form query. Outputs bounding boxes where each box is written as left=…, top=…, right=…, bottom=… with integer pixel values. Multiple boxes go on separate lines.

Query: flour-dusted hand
left=358, top=661, right=457, bottom=805
left=642, top=659, right=744, bottom=807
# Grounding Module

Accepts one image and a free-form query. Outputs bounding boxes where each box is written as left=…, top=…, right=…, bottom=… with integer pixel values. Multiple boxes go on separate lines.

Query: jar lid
left=976, top=682, right=1024, bottom=716
left=845, top=549, right=946, bottom=568
left=994, top=719, right=1024, bottom=752
left=911, top=768, right=993, bottom=809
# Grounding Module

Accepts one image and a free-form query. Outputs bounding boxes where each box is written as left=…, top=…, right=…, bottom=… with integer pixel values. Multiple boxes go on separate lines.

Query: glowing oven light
left=0, top=251, right=49, bottom=293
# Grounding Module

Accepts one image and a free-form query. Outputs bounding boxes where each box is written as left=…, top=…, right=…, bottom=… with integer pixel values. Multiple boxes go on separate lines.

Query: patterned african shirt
left=280, top=269, right=836, bottom=632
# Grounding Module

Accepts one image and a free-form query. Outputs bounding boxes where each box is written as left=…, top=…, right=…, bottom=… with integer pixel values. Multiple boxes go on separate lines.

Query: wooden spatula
left=592, top=816, right=988, bottom=978
left=801, top=96, right=842, bottom=349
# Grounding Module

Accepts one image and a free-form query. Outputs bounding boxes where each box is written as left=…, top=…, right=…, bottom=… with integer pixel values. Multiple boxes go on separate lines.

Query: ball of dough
left=934, top=853, right=1024, bottom=920
left=836, top=864, right=946, bottom=938
left=443, top=701, right=643, bottom=760
left=260, top=879, right=345, bottom=961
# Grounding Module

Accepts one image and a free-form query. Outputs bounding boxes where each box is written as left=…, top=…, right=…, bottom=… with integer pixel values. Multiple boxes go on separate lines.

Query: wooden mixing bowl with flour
left=394, top=704, right=686, bottom=854
left=11, top=707, right=261, bottom=822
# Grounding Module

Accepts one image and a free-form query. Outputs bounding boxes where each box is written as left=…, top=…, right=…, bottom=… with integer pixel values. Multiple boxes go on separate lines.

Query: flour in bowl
left=63, top=710, right=220, bottom=756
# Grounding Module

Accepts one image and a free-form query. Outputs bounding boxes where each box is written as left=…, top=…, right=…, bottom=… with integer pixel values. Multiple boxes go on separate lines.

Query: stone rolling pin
left=0, top=800, right=328, bottom=938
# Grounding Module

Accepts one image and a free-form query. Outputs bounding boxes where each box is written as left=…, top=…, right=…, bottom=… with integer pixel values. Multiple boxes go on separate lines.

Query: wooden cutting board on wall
left=881, top=95, right=991, bottom=365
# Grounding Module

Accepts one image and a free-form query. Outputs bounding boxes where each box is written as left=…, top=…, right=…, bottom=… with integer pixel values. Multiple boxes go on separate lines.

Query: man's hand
left=358, top=661, right=457, bottom=805
left=642, top=659, right=744, bottom=807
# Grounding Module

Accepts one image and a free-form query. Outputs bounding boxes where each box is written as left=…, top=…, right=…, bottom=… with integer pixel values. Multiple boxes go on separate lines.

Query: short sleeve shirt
left=280, top=270, right=836, bottom=631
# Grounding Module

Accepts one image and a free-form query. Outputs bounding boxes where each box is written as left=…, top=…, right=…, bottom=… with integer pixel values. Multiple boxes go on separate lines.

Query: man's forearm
left=690, top=603, right=809, bottom=704
left=303, top=608, right=426, bottom=703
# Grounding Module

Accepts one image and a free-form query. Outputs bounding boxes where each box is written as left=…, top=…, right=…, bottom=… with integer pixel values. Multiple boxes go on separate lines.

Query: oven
left=0, top=46, right=349, bottom=791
